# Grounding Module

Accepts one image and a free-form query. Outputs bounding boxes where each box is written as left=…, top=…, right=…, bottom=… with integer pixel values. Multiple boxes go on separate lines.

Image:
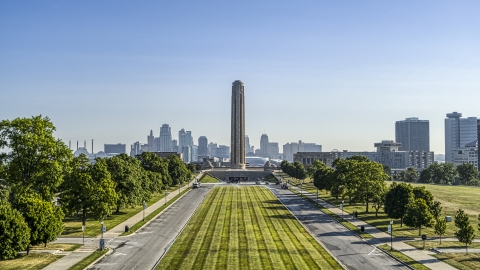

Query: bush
left=0, top=202, right=30, bottom=260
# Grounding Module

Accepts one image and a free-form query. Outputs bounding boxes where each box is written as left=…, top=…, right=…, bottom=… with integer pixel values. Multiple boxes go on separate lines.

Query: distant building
left=130, top=141, right=142, bottom=156
left=294, top=140, right=433, bottom=170
left=152, top=151, right=182, bottom=160
left=181, top=146, right=191, bottom=163
left=260, top=134, right=269, bottom=158
left=159, top=124, right=172, bottom=152
left=395, top=117, right=430, bottom=151
left=453, top=140, right=478, bottom=170
left=172, top=139, right=178, bottom=153
left=245, top=135, right=251, bottom=155
left=198, top=136, right=208, bottom=157
left=104, top=143, right=126, bottom=155
left=147, top=130, right=155, bottom=151
left=267, top=142, right=280, bottom=159
left=210, top=145, right=230, bottom=159
left=445, top=112, right=477, bottom=163
left=478, top=120, right=480, bottom=170
left=283, top=140, right=322, bottom=162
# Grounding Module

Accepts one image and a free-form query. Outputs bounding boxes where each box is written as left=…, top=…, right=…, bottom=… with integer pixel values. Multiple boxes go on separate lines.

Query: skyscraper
left=159, top=124, right=172, bottom=152
left=445, top=112, right=478, bottom=163
left=198, top=136, right=208, bottom=156
left=178, top=128, right=193, bottom=162
left=147, top=130, right=155, bottom=151
left=230, top=80, right=246, bottom=169
left=245, top=135, right=251, bottom=155
left=395, top=117, right=430, bottom=152
left=260, top=134, right=269, bottom=158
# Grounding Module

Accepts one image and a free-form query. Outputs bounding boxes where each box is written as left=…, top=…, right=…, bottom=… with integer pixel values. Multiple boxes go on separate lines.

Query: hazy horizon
left=2, top=1, right=479, bottom=154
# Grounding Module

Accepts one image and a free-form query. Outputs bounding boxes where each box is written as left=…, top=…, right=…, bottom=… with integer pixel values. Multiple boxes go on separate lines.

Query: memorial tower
left=231, top=80, right=246, bottom=169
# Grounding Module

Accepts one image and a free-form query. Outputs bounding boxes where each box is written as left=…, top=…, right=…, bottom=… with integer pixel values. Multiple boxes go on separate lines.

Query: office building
left=395, top=117, right=430, bottom=151
left=104, top=143, right=126, bottom=155
left=259, top=134, right=269, bottom=158
left=245, top=135, right=251, bottom=155
left=159, top=124, right=172, bottom=152
left=147, top=130, right=155, bottom=151
left=198, top=136, right=208, bottom=157
left=445, top=112, right=477, bottom=163
left=453, top=140, right=478, bottom=170
left=283, top=141, right=322, bottom=162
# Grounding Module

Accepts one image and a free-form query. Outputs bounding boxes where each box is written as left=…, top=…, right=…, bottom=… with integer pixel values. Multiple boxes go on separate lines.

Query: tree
left=403, top=198, right=434, bottom=236
left=372, top=182, right=387, bottom=217
left=454, top=209, right=476, bottom=253
left=166, top=155, right=190, bottom=186
left=313, top=161, right=333, bottom=193
left=439, top=163, right=457, bottom=185
left=136, top=152, right=171, bottom=187
left=0, top=115, right=72, bottom=201
left=60, top=154, right=118, bottom=227
left=383, top=165, right=392, bottom=177
left=401, top=167, right=418, bottom=182
left=293, top=162, right=307, bottom=182
left=106, top=154, right=144, bottom=213
left=16, top=192, right=64, bottom=253
left=430, top=201, right=443, bottom=220
left=418, top=167, right=433, bottom=183
left=0, top=202, right=30, bottom=260
left=384, top=182, right=414, bottom=226
left=354, top=161, right=389, bottom=213
left=308, top=160, right=325, bottom=179
left=434, top=217, right=446, bottom=244
left=457, top=163, right=478, bottom=186
left=412, top=186, right=434, bottom=209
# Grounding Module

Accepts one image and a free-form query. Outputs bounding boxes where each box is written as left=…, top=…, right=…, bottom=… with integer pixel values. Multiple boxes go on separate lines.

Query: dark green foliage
left=166, top=155, right=190, bottom=186
left=0, top=115, right=72, bottom=201
left=401, top=167, right=418, bottom=182
left=312, top=161, right=333, bottom=192
left=434, top=217, right=446, bottom=244
left=454, top=209, right=476, bottom=253
left=60, top=154, right=118, bottom=224
left=383, top=165, right=392, bottom=176
left=412, top=186, right=434, bottom=209
left=384, top=182, right=414, bottom=226
left=403, top=198, right=434, bottom=236
left=136, top=151, right=171, bottom=187
left=457, top=163, right=478, bottom=186
left=0, top=202, right=30, bottom=260
left=16, top=192, right=64, bottom=249
left=430, top=200, right=443, bottom=220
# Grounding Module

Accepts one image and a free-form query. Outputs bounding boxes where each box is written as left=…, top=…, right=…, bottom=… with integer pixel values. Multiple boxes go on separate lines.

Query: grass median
left=377, top=244, right=429, bottom=270
left=199, top=174, right=220, bottom=183
left=67, top=249, right=109, bottom=270
left=157, top=186, right=342, bottom=269
left=121, top=188, right=191, bottom=236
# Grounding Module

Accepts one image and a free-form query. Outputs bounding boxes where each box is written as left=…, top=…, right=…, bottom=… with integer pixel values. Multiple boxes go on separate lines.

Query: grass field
left=377, top=244, right=429, bottom=270
left=62, top=186, right=181, bottom=237
left=433, top=252, right=480, bottom=270
left=200, top=174, right=220, bottom=183
left=0, top=254, right=61, bottom=270
left=281, top=174, right=480, bottom=238
left=157, top=186, right=342, bottom=270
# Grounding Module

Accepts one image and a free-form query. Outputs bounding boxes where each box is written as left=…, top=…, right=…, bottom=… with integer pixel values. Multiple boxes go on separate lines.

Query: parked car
left=193, top=182, right=200, bottom=189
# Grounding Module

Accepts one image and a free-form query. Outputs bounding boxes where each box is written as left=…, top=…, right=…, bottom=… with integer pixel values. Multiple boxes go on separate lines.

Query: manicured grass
left=30, top=243, right=81, bottom=252
left=0, top=253, right=61, bottom=270
left=157, top=186, right=342, bottom=269
left=300, top=181, right=480, bottom=238
left=377, top=244, right=430, bottom=270
left=406, top=241, right=480, bottom=250
left=433, top=252, right=480, bottom=270
left=121, top=188, right=190, bottom=236
left=67, top=249, right=109, bottom=270
left=62, top=186, right=181, bottom=237
left=200, top=174, right=220, bottom=183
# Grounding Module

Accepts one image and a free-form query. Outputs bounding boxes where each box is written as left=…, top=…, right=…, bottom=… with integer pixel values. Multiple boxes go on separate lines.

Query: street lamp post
left=316, top=188, right=318, bottom=205
left=390, top=220, right=393, bottom=251
left=165, top=186, right=169, bottom=205
left=143, top=200, right=146, bottom=222
left=100, top=219, right=104, bottom=251
left=341, top=200, right=344, bottom=219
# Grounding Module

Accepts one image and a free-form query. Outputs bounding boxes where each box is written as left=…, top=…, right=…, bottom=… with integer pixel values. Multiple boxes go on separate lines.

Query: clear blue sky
left=1, top=1, right=479, bottom=154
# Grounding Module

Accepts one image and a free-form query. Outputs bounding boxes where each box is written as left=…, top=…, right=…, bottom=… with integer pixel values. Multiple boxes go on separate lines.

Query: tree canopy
left=0, top=202, right=30, bottom=260
left=403, top=198, right=434, bottom=236
left=384, top=182, right=414, bottom=226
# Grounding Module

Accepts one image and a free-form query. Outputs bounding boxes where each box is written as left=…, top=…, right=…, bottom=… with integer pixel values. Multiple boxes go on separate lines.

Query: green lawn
left=200, top=174, right=220, bottom=183
left=298, top=181, right=480, bottom=238
left=62, top=186, right=181, bottom=237
left=406, top=241, right=480, bottom=250
left=433, top=252, right=480, bottom=270
left=377, top=244, right=429, bottom=270
left=157, top=186, right=342, bottom=270
left=0, top=254, right=61, bottom=270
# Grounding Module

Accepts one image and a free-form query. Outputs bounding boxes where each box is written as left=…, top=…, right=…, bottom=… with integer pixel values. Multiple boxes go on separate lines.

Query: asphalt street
left=269, top=186, right=409, bottom=270
left=88, top=186, right=212, bottom=270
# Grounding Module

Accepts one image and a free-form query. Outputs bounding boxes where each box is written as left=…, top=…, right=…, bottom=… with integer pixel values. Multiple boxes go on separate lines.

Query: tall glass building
left=159, top=124, right=172, bottom=152
left=395, top=117, right=430, bottom=152
left=445, top=112, right=477, bottom=163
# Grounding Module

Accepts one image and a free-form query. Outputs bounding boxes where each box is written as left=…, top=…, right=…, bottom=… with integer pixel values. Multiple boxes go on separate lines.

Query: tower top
left=233, top=80, right=244, bottom=85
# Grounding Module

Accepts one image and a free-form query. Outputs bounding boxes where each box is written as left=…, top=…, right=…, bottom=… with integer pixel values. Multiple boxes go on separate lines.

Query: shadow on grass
left=269, top=214, right=297, bottom=220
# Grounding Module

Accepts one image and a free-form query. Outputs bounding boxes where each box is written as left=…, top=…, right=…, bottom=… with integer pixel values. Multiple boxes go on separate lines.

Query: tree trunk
left=116, top=205, right=120, bottom=213
left=400, top=218, right=403, bottom=227
left=419, top=226, right=421, bottom=236
left=365, top=197, right=369, bottom=213
left=27, top=245, right=30, bottom=255
left=375, top=208, right=378, bottom=217
left=440, top=235, right=442, bottom=244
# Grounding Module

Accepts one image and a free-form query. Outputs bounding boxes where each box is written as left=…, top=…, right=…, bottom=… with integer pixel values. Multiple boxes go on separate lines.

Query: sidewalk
left=44, top=183, right=193, bottom=270
left=289, top=185, right=456, bottom=270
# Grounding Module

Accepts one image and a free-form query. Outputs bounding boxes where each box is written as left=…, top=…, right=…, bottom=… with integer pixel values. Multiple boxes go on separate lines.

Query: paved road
left=88, top=186, right=212, bottom=270
left=269, top=186, right=409, bottom=270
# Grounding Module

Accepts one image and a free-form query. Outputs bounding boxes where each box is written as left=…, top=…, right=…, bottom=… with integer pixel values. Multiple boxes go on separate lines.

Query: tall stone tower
left=231, top=80, right=246, bottom=169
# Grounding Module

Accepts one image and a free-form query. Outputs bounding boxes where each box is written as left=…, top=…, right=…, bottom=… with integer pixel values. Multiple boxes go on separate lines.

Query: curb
left=267, top=186, right=348, bottom=270
left=376, top=245, right=415, bottom=270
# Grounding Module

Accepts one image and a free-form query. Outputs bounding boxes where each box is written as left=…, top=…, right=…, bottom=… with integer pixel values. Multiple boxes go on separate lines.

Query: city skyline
left=2, top=1, right=479, bottom=155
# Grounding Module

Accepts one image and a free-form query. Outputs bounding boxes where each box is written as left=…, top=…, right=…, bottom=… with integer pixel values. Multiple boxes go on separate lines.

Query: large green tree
left=454, top=209, right=476, bottom=253
left=0, top=116, right=72, bottom=201
left=412, top=186, right=434, bottom=209
left=166, top=155, right=190, bottom=186
left=457, top=163, right=478, bottom=186
left=60, top=154, right=118, bottom=226
left=434, top=217, right=446, bottom=244
left=403, top=198, right=434, bottom=236
left=106, top=154, right=146, bottom=212
left=16, top=192, right=64, bottom=253
left=384, top=182, right=414, bottom=226
left=136, top=151, right=171, bottom=187
left=312, top=161, right=333, bottom=193
left=0, top=202, right=30, bottom=260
